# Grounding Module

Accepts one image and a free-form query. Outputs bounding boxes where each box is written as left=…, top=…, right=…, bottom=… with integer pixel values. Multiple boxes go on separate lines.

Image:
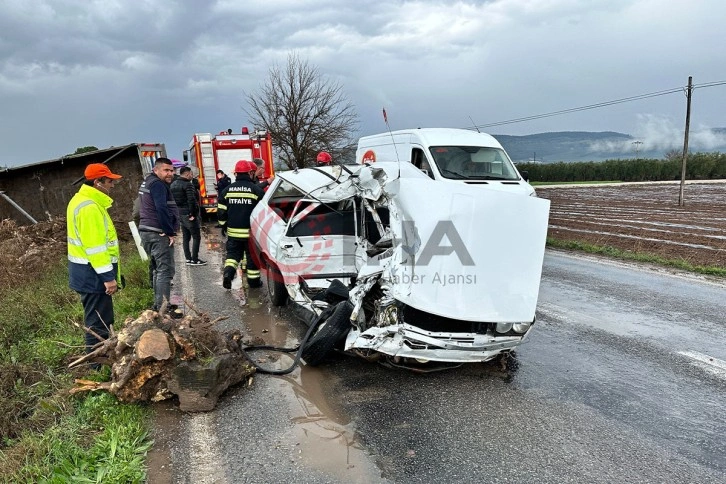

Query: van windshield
left=428, top=146, right=520, bottom=181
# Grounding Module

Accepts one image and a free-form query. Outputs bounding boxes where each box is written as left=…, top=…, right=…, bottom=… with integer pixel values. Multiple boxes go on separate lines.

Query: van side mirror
left=520, top=170, right=529, bottom=182
left=183, top=151, right=189, bottom=162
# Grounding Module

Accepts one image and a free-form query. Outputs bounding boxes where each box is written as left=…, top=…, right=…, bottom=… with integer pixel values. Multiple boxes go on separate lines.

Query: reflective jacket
left=217, top=174, right=265, bottom=239
left=67, top=184, right=120, bottom=293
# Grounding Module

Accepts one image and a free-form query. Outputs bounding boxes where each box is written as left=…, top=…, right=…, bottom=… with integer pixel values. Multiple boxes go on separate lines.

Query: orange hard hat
left=234, top=159, right=254, bottom=174
left=316, top=151, right=332, bottom=164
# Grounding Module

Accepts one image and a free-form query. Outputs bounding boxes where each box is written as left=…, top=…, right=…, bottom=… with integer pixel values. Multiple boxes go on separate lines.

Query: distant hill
left=493, top=129, right=726, bottom=163
left=494, top=131, right=634, bottom=163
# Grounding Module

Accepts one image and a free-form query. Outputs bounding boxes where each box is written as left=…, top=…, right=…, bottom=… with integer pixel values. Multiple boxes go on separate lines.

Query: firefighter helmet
left=234, top=159, right=254, bottom=174
left=315, top=151, right=332, bottom=165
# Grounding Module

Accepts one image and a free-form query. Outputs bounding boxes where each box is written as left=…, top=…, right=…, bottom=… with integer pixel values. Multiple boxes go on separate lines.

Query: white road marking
left=188, top=413, right=228, bottom=484
left=678, top=351, right=726, bottom=380
left=175, top=245, right=228, bottom=483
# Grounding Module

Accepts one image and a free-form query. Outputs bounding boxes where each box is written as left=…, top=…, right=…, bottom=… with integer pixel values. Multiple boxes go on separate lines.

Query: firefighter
left=66, top=163, right=123, bottom=358
left=218, top=160, right=265, bottom=289
left=315, top=151, right=332, bottom=166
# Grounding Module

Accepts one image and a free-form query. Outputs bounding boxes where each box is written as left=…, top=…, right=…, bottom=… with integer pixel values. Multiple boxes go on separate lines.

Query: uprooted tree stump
left=69, top=307, right=255, bottom=412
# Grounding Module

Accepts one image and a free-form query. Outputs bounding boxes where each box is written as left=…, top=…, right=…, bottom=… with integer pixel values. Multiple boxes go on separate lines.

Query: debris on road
left=69, top=305, right=255, bottom=412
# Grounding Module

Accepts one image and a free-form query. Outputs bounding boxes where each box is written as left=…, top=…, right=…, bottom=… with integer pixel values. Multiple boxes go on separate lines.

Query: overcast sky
left=2, top=0, right=726, bottom=167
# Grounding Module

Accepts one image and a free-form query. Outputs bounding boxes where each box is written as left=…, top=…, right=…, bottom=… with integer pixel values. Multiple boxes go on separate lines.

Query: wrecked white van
left=356, top=127, right=536, bottom=197
left=249, top=161, right=550, bottom=369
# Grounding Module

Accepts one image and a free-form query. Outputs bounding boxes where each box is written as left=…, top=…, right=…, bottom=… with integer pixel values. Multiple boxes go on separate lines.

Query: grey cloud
left=2, top=0, right=726, bottom=167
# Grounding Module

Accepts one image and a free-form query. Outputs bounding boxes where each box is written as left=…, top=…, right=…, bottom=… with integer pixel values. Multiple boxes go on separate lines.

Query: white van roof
left=360, top=128, right=503, bottom=148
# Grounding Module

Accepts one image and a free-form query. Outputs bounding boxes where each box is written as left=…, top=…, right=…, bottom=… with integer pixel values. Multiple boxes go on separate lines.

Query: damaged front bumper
left=344, top=322, right=528, bottom=363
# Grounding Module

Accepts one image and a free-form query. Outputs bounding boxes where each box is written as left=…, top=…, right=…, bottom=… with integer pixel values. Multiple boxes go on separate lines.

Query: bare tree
left=244, top=53, right=358, bottom=169
left=664, top=149, right=682, bottom=161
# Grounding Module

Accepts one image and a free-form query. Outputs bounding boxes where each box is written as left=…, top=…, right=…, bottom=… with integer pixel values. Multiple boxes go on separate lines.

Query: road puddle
left=277, top=366, right=383, bottom=482
left=177, top=230, right=384, bottom=481
left=231, top=277, right=383, bottom=481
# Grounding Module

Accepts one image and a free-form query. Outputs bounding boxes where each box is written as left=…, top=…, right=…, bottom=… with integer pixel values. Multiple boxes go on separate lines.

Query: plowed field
left=536, top=181, right=726, bottom=269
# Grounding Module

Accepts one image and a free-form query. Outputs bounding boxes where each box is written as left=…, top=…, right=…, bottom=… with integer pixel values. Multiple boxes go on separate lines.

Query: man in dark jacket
left=138, top=158, right=180, bottom=311
left=253, top=157, right=274, bottom=192
left=217, top=160, right=265, bottom=289
left=171, top=166, right=205, bottom=265
left=216, top=169, right=231, bottom=194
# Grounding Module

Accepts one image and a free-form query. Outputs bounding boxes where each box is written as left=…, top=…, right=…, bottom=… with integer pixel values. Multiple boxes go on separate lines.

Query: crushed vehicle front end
left=251, top=162, right=550, bottom=367
left=342, top=167, right=550, bottom=365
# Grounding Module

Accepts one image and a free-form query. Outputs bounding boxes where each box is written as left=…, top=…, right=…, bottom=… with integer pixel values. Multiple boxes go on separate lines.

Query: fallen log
left=69, top=308, right=255, bottom=412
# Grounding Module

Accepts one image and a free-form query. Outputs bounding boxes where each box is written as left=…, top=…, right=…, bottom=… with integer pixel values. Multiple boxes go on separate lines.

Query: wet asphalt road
left=148, top=239, right=726, bottom=483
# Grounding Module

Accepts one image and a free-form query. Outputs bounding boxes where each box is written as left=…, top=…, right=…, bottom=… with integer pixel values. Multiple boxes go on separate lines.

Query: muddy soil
left=537, top=182, right=726, bottom=268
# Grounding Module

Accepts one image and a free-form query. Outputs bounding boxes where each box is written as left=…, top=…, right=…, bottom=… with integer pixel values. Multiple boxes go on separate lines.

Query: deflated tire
left=302, top=301, right=353, bottom=366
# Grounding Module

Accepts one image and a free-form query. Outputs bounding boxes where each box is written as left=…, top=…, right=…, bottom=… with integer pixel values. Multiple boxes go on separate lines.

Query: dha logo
left=250, top=205, right=475, bottom=286
left=250, top=203, right=334, bottom=285
left=402, top=220, right=474, bottom=266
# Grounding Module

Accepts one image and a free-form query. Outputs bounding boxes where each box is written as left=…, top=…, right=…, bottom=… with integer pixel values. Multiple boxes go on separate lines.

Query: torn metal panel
left=344, top=324, right=525, bottom=363
left=251, top=161, right=550, bottom=366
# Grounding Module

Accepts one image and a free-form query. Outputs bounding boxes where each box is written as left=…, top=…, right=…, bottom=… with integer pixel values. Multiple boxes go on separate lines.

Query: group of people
left=66, top=151, right=333, bottom=361
left=67, top=158, right=199, bottom=360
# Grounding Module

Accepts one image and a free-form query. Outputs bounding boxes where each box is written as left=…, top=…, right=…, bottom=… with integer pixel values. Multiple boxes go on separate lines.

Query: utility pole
left=678, top=76, right=692, bottom=206
left=632, top=140, right=643, bottom=159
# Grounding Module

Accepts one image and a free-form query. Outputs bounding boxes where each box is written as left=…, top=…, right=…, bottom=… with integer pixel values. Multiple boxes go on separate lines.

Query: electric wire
left=472, top=80, right=726, bottom=130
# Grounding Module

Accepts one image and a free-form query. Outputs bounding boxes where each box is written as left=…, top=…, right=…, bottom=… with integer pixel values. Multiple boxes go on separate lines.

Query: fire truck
left=183, top=127, right=275, bottom=218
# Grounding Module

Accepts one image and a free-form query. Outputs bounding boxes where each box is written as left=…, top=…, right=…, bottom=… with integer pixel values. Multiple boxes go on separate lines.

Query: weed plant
left=0, top=247, right=154, bottom=483
left=547, top=237, right=726, bottom=277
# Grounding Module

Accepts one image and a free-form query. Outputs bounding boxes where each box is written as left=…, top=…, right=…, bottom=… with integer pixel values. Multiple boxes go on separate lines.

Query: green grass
left=547, top=237, right=726, bottom=277
left=0, top=248, right=155, bottom=483
left=6, top=393, right=152, bottom=484
left=531, top=180, right=623, bottom=186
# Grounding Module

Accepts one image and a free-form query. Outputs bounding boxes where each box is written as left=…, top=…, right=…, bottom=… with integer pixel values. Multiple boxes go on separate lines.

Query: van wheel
left=266, top=262, right=288, bottom=307
left=302, top=301, right=353, bottom=366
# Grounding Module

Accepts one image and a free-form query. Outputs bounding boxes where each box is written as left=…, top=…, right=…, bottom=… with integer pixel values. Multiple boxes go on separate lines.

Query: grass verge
left=531, top=180, right=622, bottom=186
left=547, top=237, right=726, bottom=277
left=0, top=248, right=154, bottom=483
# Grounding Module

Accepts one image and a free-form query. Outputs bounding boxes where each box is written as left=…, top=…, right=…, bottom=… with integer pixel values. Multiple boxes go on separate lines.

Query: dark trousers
left=224, top=237, right=260, bottom=282
left=78, top=292, right=114, bottom=352
left=140, top=231, right=176, bottom=310
left=180, top=214, right=201, bottom=261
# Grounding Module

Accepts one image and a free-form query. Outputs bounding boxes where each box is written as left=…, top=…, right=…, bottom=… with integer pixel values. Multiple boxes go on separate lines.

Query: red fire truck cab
left=183, top=127, right=275, bottom=218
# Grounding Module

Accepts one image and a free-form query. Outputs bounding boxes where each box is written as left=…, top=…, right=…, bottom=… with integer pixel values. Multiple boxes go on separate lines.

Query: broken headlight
left=512, top=321, right=532, bottom=334
left=495, top=323, right=513, bottom=333
left=495, top=321, right=532, bottom=334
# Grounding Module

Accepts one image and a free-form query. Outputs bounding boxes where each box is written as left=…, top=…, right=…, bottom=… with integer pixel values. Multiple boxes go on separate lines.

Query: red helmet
left=234, top=159, right=254, bottom=174
left=316, top=151, right=332, bottom=164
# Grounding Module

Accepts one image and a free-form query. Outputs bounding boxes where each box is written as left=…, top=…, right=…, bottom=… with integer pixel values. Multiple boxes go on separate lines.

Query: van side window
left=411, top=149, right=422, bottom=169
left=412, top=148, right=435, bottom=179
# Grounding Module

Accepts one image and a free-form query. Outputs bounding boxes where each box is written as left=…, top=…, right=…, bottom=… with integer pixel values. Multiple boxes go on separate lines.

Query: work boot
left=248, top=277, right=262, bottom=288
left=222, top=267, right=236, bottom=289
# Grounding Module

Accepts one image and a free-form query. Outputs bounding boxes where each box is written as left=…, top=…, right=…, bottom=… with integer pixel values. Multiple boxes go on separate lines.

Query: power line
left=472, top=80, right=726, bottom=130
left=693, top=80, right=726, bottom=89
